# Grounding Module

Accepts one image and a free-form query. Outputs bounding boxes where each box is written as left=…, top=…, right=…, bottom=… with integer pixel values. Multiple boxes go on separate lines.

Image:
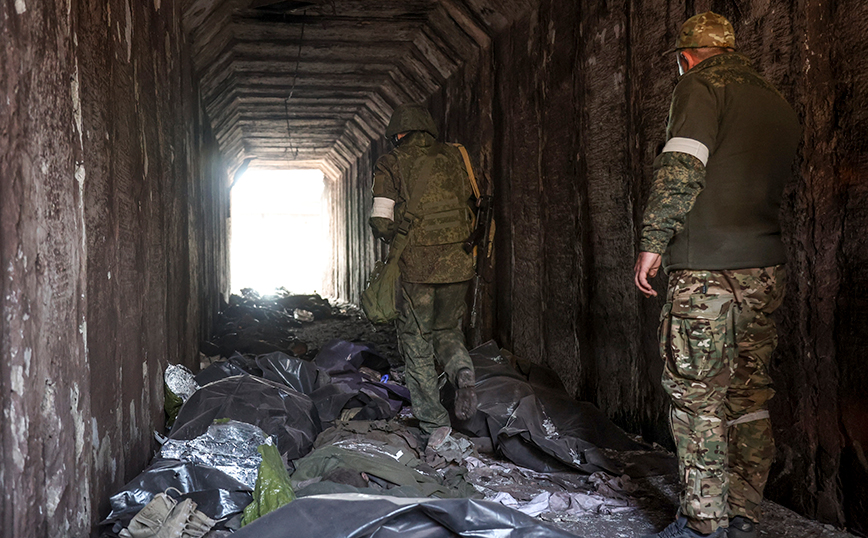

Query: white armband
left=662, top=137, right=710, bottom=166
left=371, top=197, right=395, bottom=220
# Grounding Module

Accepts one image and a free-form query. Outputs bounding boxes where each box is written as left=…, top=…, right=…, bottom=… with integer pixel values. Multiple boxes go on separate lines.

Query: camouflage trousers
left=659, top=265, right=787, bottom=534
left=398, top=280, right=474, bottom=435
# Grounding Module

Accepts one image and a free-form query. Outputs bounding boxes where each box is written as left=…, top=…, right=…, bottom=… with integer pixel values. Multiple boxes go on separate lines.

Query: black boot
left=727, top=516, right=757, bottom=538
left=454, top=368, right=477, bottom=420
left=642, top=516, right=726, bottom=538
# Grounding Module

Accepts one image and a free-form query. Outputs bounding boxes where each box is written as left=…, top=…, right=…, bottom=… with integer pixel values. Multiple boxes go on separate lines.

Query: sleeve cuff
left=639, top=237, right=668, bottom=255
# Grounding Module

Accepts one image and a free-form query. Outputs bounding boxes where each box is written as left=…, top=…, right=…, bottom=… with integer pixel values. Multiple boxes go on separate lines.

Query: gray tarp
left=448, top=342, right=674, bottom=477
left=170, top=375, right=321, bottom=460
left=229, top=494, right=581, bottom=538
left=99, top=458, right=252, bottom=531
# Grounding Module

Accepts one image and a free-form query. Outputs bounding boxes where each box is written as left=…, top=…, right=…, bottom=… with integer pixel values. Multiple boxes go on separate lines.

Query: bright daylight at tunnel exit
left=230, top=169, right=327, bottom=296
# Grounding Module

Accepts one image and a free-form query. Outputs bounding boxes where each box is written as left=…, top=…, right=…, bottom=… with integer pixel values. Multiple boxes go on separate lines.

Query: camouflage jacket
left=640, top=53, right=800, bottom=272
left=370, top=131, right=475, bottom=284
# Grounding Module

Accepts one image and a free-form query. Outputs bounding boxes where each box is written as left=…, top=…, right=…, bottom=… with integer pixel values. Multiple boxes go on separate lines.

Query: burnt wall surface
left=0, top=1, right=228, bottom=536
left=337, top=0, right=868, bottom=533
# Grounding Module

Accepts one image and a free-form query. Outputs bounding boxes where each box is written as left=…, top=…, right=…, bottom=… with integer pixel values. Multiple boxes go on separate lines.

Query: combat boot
left=642, top=516, right=726, bottom=538
left=427, top=426, right=452, bottom=451
left=454, top=367, right=477, bottom=420
left=727, top=516, right=757, bottom=538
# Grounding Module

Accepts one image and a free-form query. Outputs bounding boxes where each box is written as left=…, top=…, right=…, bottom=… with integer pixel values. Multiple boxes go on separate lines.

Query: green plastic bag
left=360, top=259, right=401, bottom=324
left=241, top=443, right=296, bottom=526
left=164, top=384, right=184, bottom=428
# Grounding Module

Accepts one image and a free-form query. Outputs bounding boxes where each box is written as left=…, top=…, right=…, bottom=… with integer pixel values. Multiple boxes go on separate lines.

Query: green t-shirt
left=641, top=53, right=801, bottom=271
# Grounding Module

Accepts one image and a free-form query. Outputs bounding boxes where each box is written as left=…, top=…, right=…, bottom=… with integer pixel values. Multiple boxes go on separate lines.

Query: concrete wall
left=325, top=139, right=387, bottom=304
left=0, top=0, right=228, bottom=535
left=337, top=0, right=868, bottom=532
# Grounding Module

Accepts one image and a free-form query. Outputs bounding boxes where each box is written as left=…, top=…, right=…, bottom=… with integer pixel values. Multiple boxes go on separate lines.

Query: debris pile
left=100, top=291, right=677, bottom=538
left=201, top=290, right=345, bottom=359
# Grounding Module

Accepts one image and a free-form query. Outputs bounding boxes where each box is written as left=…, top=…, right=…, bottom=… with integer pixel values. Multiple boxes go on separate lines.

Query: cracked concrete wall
left=0, top=0, right=228, bottom=535
left=337, top=0, right=867, bottom=532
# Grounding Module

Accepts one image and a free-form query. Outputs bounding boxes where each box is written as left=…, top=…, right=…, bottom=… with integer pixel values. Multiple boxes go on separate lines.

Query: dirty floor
left=194, top=293, right=858, bottom=538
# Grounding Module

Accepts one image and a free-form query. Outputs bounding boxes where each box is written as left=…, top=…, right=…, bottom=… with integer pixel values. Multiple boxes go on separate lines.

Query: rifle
left=463, top=195, right=493, bottom=255
left=464, top=195, right=494, bottom=329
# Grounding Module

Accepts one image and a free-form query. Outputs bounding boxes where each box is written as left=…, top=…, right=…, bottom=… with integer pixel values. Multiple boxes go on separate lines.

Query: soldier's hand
left=634, top=252, right=662, bottom=298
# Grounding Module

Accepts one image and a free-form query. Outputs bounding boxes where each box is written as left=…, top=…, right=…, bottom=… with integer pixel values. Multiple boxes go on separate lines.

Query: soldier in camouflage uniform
left=634, top=12, right=800, bottom=538
left=369, top=104, right=478, bottom=450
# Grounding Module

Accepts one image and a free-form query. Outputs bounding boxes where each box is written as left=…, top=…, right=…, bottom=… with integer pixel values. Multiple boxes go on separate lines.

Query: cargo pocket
left=667, top=294, right=732, bottom=381
left=658, top=302, right=673, bottom=362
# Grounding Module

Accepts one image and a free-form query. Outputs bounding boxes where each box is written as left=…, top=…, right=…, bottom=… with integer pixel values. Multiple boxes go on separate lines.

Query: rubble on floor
left=100, top=291, right=859, bottom=538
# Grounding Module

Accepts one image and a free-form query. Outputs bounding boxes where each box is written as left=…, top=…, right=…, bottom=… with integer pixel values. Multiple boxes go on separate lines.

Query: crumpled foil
left=165, top=364, right=199, bottom=401
left=160, top=420, right=274, bottom=489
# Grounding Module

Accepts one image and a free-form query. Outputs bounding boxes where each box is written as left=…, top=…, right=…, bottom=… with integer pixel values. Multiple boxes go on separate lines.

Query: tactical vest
left=400, top=146, right=473, bottom=247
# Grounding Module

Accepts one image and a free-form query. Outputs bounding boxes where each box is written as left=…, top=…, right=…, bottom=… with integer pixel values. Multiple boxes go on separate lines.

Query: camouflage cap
left=385, top=103, right=439, bottom=139
left=669, top=11, right=736, bottom=52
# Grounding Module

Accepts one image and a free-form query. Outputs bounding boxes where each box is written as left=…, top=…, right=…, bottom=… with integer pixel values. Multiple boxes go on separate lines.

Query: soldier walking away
left=633, top=12, right=800, bottom=538
left=369, top=103, right=479, bottom=451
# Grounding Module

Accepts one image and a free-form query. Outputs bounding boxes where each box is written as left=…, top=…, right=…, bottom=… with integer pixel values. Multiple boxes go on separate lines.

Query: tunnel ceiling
left=181, top=0, right=533, bottom=176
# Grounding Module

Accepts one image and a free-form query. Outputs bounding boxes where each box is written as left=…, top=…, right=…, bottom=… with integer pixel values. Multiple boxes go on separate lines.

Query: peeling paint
left=71, top=62, right=83, bottom=149
left=92, top=417, right=99, bottom=447
left=9, top=404, right=29, bottom=471
left=125, top=0, right=132, bottom=62
left=45, top=467, right=63, bottom=517
left=11, top=364, right=24, bottom=394
left=129, top=399, right=137, bottom=439
left=75, top=164, right=86, bottom=255
left=71, top=384, right=85, bottom=460
left=95, top=430, right=114, bottom=482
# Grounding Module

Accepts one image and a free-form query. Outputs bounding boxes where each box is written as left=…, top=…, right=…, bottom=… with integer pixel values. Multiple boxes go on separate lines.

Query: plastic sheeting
left=241, top=443, right=296, bottom=526
left=256, top=351, right=328, bottom=394
left=169, top=375, right=321, bottom=460
left=159, top=421, right=273, bottom=489
left=192, top=344, right=408, bottom=426
left=229, top=494, right=581, bottom=538
left=100, top=459, right=253, bottom=531
left=450, top=342, right=671, bottom=477
left=313, top=339, right=391, bottom=375
left=194, top=354, right=250, bottom=386
left=310, top=340, right=410, bottom=422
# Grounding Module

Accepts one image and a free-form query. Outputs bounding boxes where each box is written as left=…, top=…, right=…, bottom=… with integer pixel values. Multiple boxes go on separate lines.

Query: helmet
left=671, top=11, right=736, bottom=51
left=385, top=103, right=439, bottom=139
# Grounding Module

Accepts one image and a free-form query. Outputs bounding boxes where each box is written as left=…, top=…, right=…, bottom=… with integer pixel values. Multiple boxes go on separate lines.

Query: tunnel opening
left=230, top=169, right=327, bottom=295
left=2, top=0, right=866, bottom=536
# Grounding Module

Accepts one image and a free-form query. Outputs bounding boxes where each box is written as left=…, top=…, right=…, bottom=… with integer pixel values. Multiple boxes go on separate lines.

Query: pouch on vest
left=412, top=196, right=473, bottom=246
